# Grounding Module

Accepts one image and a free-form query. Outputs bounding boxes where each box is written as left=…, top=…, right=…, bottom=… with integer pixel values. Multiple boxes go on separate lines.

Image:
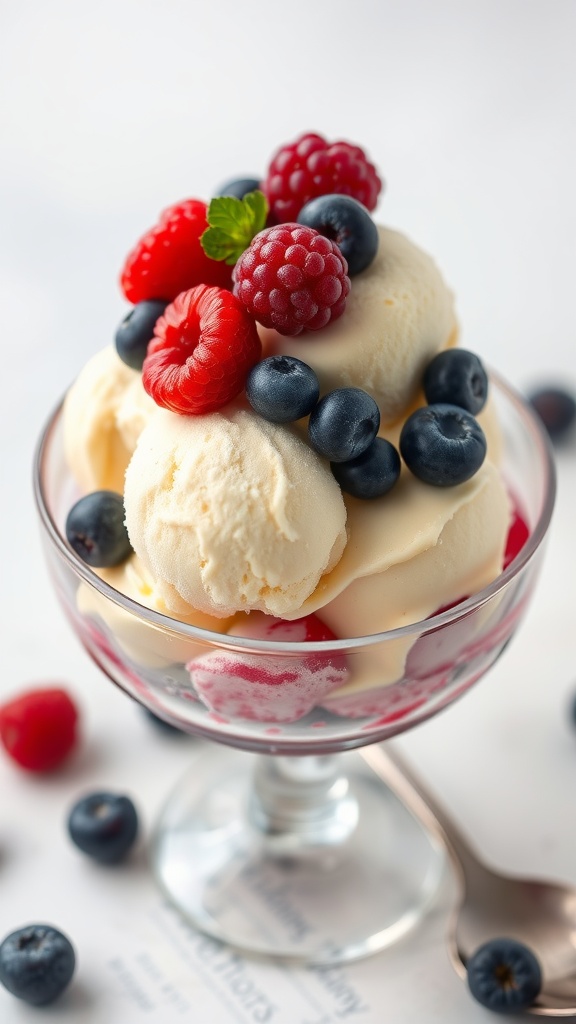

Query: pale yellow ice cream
left=63, top=224, right=510, bottom=695
left=318, top=460, right=509, bottom=694
left=298, top=457, right=508, bottom=631
left=76, top=554, right=233, bottom=667
left=63, top=345, right=156, bottom=493
left=259, top=226, right=458, bottom=425
left=117, top=389, right=507, bottom=639
left=291, top=397, right=507, bottom=627
left=123, top=406, right=348, bottom=619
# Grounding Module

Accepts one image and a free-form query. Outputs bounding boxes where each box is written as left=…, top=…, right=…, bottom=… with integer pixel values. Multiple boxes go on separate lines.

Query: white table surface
left=1, top=2, right=575, bottom=1020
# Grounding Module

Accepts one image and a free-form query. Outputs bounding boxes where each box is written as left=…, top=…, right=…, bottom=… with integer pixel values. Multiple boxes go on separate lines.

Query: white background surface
left=1, top=1, right=575, bottom=1020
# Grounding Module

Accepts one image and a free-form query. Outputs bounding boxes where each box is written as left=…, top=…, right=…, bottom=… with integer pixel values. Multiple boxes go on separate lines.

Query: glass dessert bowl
left=34, top=372, right=555, bottom=965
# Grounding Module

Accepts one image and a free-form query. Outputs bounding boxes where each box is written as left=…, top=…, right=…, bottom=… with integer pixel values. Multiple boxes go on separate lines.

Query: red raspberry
left=234, top=224, right=350, bottom=336
left=0, top=687, right=79, bottom=772
left=143, top=284, right=262, bottom=414
left=120, top=199, right=232, bottom=304
left=262, top=132, right=382, bottom=224
left=503, top=506, right=530, bottom=569
left=187, top=613, right=348, bottom=723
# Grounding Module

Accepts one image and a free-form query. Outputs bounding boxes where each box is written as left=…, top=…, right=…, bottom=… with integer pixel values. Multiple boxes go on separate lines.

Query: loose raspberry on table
left=262, top=132, right=382, bottom=224
left=120, top=199, right=232, bottom=304
left=0, top=687, right=79, bottom=772
left=142, top=284, right=262, bottom=414
left=233, top=224, right=351, bottom=336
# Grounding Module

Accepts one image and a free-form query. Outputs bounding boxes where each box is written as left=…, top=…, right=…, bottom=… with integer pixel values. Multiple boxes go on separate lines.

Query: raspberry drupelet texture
left=120, top=199, right=232, bottom=304
left=262, top=132, right=382, bottom=224
left=233, top=224, right=351, bottom=336
left=142, top=284, right=262, bottom=414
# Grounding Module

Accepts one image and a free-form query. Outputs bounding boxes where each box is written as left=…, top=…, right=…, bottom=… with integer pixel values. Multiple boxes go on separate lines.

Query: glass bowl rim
left=33, top=370, right=556, bottom=656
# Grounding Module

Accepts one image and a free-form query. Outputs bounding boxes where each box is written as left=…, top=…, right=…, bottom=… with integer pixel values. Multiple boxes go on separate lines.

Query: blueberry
left=467, top=938, right=542, bottom=1013
left=215, top=177, right=261, bottom=200
left=115, top=299, right=167, bottom=370
left=527, top=385, right=576, bottom=442
left=400, top=403, right=487, bottom=486
left=423, top=348, right=489, bottom=415
left=246, top=356, right=319, bottom=422
left=67, top=791, right=139, bottom=864
left=331, top=437, right=401, bottom=499
left=65, top=490, right=132, bottom=568
left=309, top=388, right=380, bottom=463
left=0, top=924, right=75, bottom=1006
left=297, top=194, right=379, bottom=275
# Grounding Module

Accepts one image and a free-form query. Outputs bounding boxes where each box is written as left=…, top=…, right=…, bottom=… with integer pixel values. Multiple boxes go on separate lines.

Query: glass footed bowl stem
left=34, top=374, right=555, bottom=964
left=149, top=745, right=446, bottom=963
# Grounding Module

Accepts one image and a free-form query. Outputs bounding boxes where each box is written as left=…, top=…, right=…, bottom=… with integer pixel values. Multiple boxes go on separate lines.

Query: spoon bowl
left=452, top=868, right=576, bottom=1016
left=362, top=743, right=576, bottom=1017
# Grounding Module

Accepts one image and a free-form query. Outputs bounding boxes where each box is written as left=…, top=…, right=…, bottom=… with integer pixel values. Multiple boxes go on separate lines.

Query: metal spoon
left=361, top=743, right=576, bottom=1017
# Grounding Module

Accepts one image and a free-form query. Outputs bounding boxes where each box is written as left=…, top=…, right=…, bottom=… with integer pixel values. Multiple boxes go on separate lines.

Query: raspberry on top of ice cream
left=120, top=198, right=232, bottom=303
left=233, top=223, right=351, bottom=337
left=142, top=285, right=262, bottom=415
left=261, top=131, right=382, bottom=224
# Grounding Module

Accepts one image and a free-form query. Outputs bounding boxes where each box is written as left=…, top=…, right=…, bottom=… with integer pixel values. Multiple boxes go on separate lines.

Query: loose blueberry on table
left=67, top=791, right=139, bottom=864
left=0, top=925, right=75, bottom=1006
left=527, top=385, right=576, bottom=442
left=466, top=937, right=542, bottom=1013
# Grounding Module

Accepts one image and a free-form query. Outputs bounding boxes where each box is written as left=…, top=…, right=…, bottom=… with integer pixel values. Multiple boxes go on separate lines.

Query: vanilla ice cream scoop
left=259, top=226, right=457, bottom=425
left=63, top=345, right=157, bottom=493
left=124, top=407, right=348, bottom=619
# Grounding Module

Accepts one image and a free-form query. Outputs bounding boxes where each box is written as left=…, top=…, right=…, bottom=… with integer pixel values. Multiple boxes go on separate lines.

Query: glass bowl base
left=150, top=744, right=445, bottom=965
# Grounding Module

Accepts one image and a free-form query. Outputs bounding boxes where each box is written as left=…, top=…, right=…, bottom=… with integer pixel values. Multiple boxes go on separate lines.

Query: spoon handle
left=361, top=743, right=487, bottom=886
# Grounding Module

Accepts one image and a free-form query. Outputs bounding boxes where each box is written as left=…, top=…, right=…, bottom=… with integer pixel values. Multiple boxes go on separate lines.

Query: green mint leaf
left=201, top=227, right=244, bottom=265
left=242, top=190, right=267, bottom=233
left=200, top=190, right=268, bottom=265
